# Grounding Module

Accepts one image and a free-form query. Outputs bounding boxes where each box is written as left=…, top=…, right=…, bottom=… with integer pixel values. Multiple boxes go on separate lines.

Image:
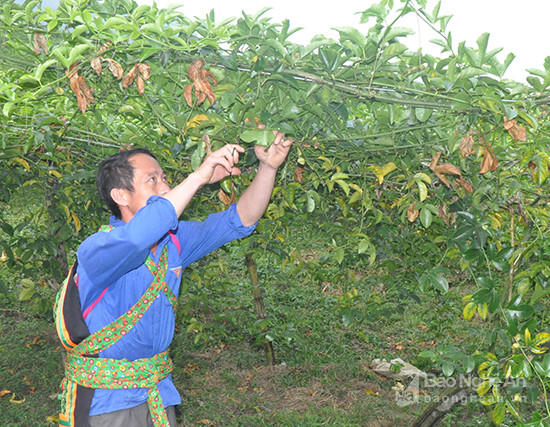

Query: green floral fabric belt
left=62, top=350, right=173, bottom=425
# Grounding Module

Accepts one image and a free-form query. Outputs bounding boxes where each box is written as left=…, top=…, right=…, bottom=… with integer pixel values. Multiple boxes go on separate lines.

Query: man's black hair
left=96, top=148, right=157, bottom=219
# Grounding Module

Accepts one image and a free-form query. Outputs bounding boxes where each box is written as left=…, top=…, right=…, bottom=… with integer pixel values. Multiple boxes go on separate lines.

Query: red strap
left=82, top=286, right=109, bottom=320
left=168, top=231, right=181, bottom=254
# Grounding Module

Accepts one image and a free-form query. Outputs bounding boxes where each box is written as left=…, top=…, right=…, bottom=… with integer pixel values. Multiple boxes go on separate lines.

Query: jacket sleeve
left=177, top=203, right=257, bottom=268
left=76, top=196, right=179, bottom=291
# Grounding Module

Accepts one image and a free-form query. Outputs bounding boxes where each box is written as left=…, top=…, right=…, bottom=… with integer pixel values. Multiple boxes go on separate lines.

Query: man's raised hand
left=253, top=126, right=293, bottom=170
left=194, top=144, right=245, bottom=185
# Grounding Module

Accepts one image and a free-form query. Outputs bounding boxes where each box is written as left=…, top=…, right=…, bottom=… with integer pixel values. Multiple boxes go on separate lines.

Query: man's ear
left=110, top=187, right=128, bottom=208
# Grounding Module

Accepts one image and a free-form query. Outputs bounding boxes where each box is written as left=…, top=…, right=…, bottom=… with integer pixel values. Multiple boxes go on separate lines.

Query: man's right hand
left=192, top=144, right=246, bottom=186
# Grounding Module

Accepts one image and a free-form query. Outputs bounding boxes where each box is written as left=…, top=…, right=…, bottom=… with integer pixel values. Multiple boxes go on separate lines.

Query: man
left=54, top=133, right=292, bottom=426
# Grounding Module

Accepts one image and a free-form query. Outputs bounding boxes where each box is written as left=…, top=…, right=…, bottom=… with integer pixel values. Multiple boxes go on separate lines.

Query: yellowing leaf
left=368, top=165, right=383, bottom=184
left=417, top=181, right=428, bottom=202
left=0, top=390, right=11, bottom=398
left=71, top=211, right=81, bottom=232
left=380, top=162, right=397, bottom=177
left=14, top=157, right=30, bottom=171
left=365, top=388, right=378, bottom=396
left=525, top=328, right=532, bottom=346
left=534, top=332, right=550, bottom=346
left=9, top=393, right=26, bottom=404
left=463, top=301, right=477, bottom=320
left=492, top=402, right=506, bottom=425
left=477, top=303, right=488, bottom=320
left=46, top=415, right=60, bottom=423
left=414, top=172, right=432, bottom=185
left=49, top=170, right=63, bottom=179
left=477, top=380, right=492, bottom=396
left=186, top=114, right=210, bottom=131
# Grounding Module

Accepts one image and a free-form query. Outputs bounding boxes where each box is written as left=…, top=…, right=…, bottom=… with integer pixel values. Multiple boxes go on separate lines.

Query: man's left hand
left=254, top=127, right=293, bottom=170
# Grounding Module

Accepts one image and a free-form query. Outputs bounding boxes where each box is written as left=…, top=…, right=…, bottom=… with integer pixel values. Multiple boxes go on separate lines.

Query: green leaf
left=334, top=26, right=367, bottom=47
left=418, top=350, right=436, bottom=361
left=18, top=74, right=40, bottom=88
left=306, top=190, right=316, bottom=213
left=431, top=271, right=448, bottom=293
left=240, top=129, right=275, bottom=147
left=104, top=16, right=129, bottom=28
left=464, top=356, right=476, bottom=373
left=47, top=19, right=58, bottom=32
left=415, top=107, right=432, bottom=122
left=334, top=247, right=345, bottom=264
left=34, top=59, right=57, bottom=81
left=380, top=43, right=408, bottom=63
left=3, top=101, right=14, bottom=117
left=419, top=207, right=432, bottom=228
left=442, top=362, right=454, bottom=377
left=506, top=304, right=535, bottom=320
left=19, top=286, right=36, bottom=301
left=265, top=38, right=287, bottom=58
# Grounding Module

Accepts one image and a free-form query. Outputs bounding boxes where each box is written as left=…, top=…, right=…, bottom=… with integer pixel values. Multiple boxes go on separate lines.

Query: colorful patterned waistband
left=61, top=350, right=173, bottom=426
left=65, top=350, right=173, bottom=389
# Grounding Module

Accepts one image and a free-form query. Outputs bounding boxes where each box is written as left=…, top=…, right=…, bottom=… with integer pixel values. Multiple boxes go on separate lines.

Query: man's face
left=123, top=153, right=171, bottom=219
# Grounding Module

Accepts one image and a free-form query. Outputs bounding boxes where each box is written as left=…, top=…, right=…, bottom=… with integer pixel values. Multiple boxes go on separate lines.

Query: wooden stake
left=245, top=253, right=275, bottom=366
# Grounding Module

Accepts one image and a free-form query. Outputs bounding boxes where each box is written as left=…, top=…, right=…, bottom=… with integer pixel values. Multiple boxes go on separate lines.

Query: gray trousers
left=88, top=402, right=177, bottom=427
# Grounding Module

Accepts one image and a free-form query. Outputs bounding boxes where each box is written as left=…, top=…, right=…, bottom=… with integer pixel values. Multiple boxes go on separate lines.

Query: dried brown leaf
left=429, top=151, right=442, bottom=171
left=98, top=43, right=110, bottom=55
left=460, top=133, right=476, bottom=158
left=202, top=134, right=212, bottom=155
left=504, top=118, right=527, bottom=142
left=90, top=57, right=102, bottom=76
left=138, top=63, right=151, bottom=80
left=456, top=178, right=474, bottom=193
left=407, top=202, right=419, bottom=222
left=480, top=145, right=498, bottom=174
left=105, top=58, right=123, bottom=80
left=184, top=59, right=218, bottom=107
left=435, top=163, right=462, bottom=177
left=33, top=33, right=49, bottom=55
left=294, top=167, right=305, bottom=183
left=184, top=85, right=193, bottom=108
left=136, top=75, right=145, bottom=95
left=437, top=204, right=449, bottom=225
left=217, top=189, right=235, bottom=206
left=66, top=66, right=94, bottom=114
left=435, top=170, right=450, bottom=187
left=122, top=64, right=139, bottom=89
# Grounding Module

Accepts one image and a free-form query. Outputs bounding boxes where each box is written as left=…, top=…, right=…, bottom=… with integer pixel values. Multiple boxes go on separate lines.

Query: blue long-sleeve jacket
left=75, top=196, right=256, bottom=416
